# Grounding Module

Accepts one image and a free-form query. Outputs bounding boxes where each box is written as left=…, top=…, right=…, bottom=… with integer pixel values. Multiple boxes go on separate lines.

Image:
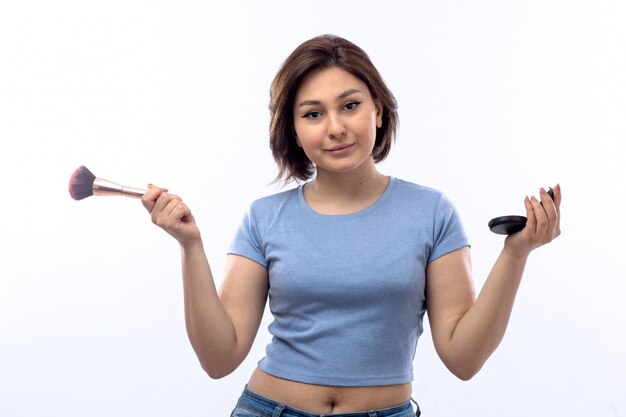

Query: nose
left=327, top=113, right=346, bottom=139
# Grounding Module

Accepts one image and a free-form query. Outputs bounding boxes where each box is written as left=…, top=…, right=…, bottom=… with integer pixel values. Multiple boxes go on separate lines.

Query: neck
left=306, top=159, right=388, bottom=202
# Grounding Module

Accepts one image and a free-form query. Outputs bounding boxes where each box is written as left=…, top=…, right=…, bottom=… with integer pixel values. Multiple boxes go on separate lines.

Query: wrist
left=179, top=235, right=204, bottom=252
left=502, top=241, right=531, bottom=262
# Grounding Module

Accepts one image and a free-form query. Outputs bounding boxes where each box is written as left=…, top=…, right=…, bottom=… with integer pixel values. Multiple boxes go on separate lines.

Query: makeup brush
left=68, top=165, right=147, bottom=200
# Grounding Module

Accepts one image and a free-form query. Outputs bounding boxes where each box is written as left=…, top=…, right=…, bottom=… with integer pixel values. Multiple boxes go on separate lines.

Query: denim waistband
left=235, top=387, right=419, bottom=417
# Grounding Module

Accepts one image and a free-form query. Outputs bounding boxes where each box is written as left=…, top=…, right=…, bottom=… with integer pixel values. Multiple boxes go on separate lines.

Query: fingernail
left=531, top=196, right=538, bottom=203
left=540, top=187, right=547, bottom=195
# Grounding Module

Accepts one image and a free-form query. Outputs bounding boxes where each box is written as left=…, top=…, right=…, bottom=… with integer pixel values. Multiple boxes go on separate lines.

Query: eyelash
left=303, top=111, right=321, bottom=119
left=302, top=101, right=361, bottom=119
left=344, top=101, right=361, bottom=111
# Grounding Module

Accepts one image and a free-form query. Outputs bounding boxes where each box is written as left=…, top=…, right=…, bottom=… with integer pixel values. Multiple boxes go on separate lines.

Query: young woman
left=142, top=34, right=561, bottom=417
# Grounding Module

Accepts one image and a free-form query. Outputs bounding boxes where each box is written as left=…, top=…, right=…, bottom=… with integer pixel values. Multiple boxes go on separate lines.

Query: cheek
left=354, top=114, right=379, bottom=142
left=294, top=125, right=324, bottom=149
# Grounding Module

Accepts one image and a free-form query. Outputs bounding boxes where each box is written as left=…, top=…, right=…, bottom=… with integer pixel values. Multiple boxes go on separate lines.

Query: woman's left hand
left=505, top=184, right=562, bottom=257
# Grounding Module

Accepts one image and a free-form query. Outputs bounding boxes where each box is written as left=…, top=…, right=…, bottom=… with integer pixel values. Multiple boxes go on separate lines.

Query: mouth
left=326, top=143, right=354, bottom=153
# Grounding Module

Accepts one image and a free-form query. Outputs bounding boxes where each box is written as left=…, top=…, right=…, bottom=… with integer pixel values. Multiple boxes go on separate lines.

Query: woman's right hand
left=141, top=184, right=201, bottom=247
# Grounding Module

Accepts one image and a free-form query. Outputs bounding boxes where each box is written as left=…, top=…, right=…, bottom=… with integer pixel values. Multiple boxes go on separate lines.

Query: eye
left=344, top=101, right=361, bottom=111
left=303, top=111, right=322, bottom=119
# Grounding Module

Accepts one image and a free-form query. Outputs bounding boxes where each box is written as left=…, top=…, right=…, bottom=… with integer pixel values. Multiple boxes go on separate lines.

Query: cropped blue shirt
left=228, top=177, right=469, bottom=386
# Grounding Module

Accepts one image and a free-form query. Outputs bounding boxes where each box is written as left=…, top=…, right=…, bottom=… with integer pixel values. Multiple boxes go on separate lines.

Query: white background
left=1, top=1, right=625, bottom=416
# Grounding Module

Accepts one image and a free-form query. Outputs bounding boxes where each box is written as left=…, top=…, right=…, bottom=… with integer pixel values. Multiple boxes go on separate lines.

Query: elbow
left=452, top=366, right=480, bottom=381
left=200, top=361, right=235, bottom=380
left=445, top=358, right=485, bottom=381
left=206, top=370, right=230, bottom=380
left=192, top=344, right=241, bottom=379
left=438, top=346, right=490, bottom=381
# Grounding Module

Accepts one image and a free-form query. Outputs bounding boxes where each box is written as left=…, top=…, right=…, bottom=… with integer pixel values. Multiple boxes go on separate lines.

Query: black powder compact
left=488, top=187, right=554, bottom=235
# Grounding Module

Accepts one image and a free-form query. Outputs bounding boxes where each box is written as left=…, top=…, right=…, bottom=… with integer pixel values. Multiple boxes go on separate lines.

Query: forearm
left=141, top=186, right=259, bottom=377
left=429, top=185, right=561, bottom=380
left=447, top=247, right=528, bottom=378
left=179, top=240, right=238, bottom=377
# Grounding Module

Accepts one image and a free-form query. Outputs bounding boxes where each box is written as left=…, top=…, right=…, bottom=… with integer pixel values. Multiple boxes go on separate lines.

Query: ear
left=375, top=101, right=383, bottom=128
left=293, top=130, right=302, bottom=147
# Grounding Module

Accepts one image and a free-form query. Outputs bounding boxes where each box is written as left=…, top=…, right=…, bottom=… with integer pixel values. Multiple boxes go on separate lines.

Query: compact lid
left=488, top=215, right=527, bottom=235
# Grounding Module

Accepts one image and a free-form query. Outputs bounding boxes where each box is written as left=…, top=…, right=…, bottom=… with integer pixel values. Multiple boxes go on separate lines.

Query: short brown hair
left=269, top=34, right=398, bottom=184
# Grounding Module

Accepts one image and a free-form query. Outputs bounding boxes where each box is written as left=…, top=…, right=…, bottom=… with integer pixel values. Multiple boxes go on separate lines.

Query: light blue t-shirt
left=228, top=177, right=469, bottom=386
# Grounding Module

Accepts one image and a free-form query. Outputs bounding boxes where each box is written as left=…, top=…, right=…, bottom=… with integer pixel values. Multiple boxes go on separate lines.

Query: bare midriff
left=247, top=368, right=413, bottom=414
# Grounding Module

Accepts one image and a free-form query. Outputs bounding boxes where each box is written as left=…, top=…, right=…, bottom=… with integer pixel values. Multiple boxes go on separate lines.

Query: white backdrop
left=1, top=1, right=625, bottom=416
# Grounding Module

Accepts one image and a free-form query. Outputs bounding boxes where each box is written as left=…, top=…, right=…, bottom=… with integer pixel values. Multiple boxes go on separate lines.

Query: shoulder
left=244, top=186, right=300, bottom=228
left=389, top=179, right=463, bottom=224
left=232, top=187, right=300, bottom=244
left=249, top=186, right=298, bottom=212
left=392, top=178, right=448, bottom=206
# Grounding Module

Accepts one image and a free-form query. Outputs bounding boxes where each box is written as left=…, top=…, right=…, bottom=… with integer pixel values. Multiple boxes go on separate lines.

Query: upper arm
left=218, top=254, right=269, bottom=363
left=425, top=246, right=475, bottom=357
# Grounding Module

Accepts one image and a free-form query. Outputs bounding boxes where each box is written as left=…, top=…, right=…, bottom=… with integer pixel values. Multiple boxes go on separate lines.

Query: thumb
left=141, top=183, right=168, bottom=212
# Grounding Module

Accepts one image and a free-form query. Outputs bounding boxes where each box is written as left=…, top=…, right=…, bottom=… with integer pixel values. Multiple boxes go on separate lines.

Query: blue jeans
left=230, top=387, right=421, bottom=417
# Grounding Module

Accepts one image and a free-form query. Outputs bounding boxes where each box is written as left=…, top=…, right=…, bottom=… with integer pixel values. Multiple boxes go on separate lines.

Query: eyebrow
left=297, top=89, right=362, bottom=108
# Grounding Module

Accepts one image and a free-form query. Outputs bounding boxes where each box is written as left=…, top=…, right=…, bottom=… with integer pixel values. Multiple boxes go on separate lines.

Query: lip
left=326, top=143, right=354, bottom=153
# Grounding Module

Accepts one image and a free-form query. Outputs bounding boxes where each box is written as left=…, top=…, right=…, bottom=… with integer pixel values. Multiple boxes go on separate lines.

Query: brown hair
left=269, top=34, right=399, bottom=184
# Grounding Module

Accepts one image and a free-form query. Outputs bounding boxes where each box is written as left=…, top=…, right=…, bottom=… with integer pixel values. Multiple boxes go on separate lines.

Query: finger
left=539, top=187, right=558, bottom=226
left=553, top=183, right=562, bottom=236
left=152, top=192, right=181, bottom=215
left=552, top=183, right=562, bottom=212
left=524, top=196, right=536, bottom=234
left=141, top=185, right=168, bottom=212
left=154, top=199, right=182, bottom=228
left=530, top=195, right=548, bottom=235
left=180, top=204, right=193, bottom=223
left=175, top=203, right=194, bottom=225
left=539, top=186, right=560, bottom=238
left=164, top=197, right=186, bottom=218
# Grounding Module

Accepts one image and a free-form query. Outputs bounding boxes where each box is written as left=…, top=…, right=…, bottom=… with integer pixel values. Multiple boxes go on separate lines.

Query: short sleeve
left=429, top=193, right=470, bottom=262
left=228, top=205, right=268, bottom=267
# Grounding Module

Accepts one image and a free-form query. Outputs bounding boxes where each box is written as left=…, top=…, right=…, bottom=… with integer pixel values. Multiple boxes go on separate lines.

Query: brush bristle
left=69, top=165, right=96, bottom=200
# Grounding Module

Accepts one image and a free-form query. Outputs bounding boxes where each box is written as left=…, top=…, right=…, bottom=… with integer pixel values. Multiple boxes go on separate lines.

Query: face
left=293, top=67, right=383, bottom=176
